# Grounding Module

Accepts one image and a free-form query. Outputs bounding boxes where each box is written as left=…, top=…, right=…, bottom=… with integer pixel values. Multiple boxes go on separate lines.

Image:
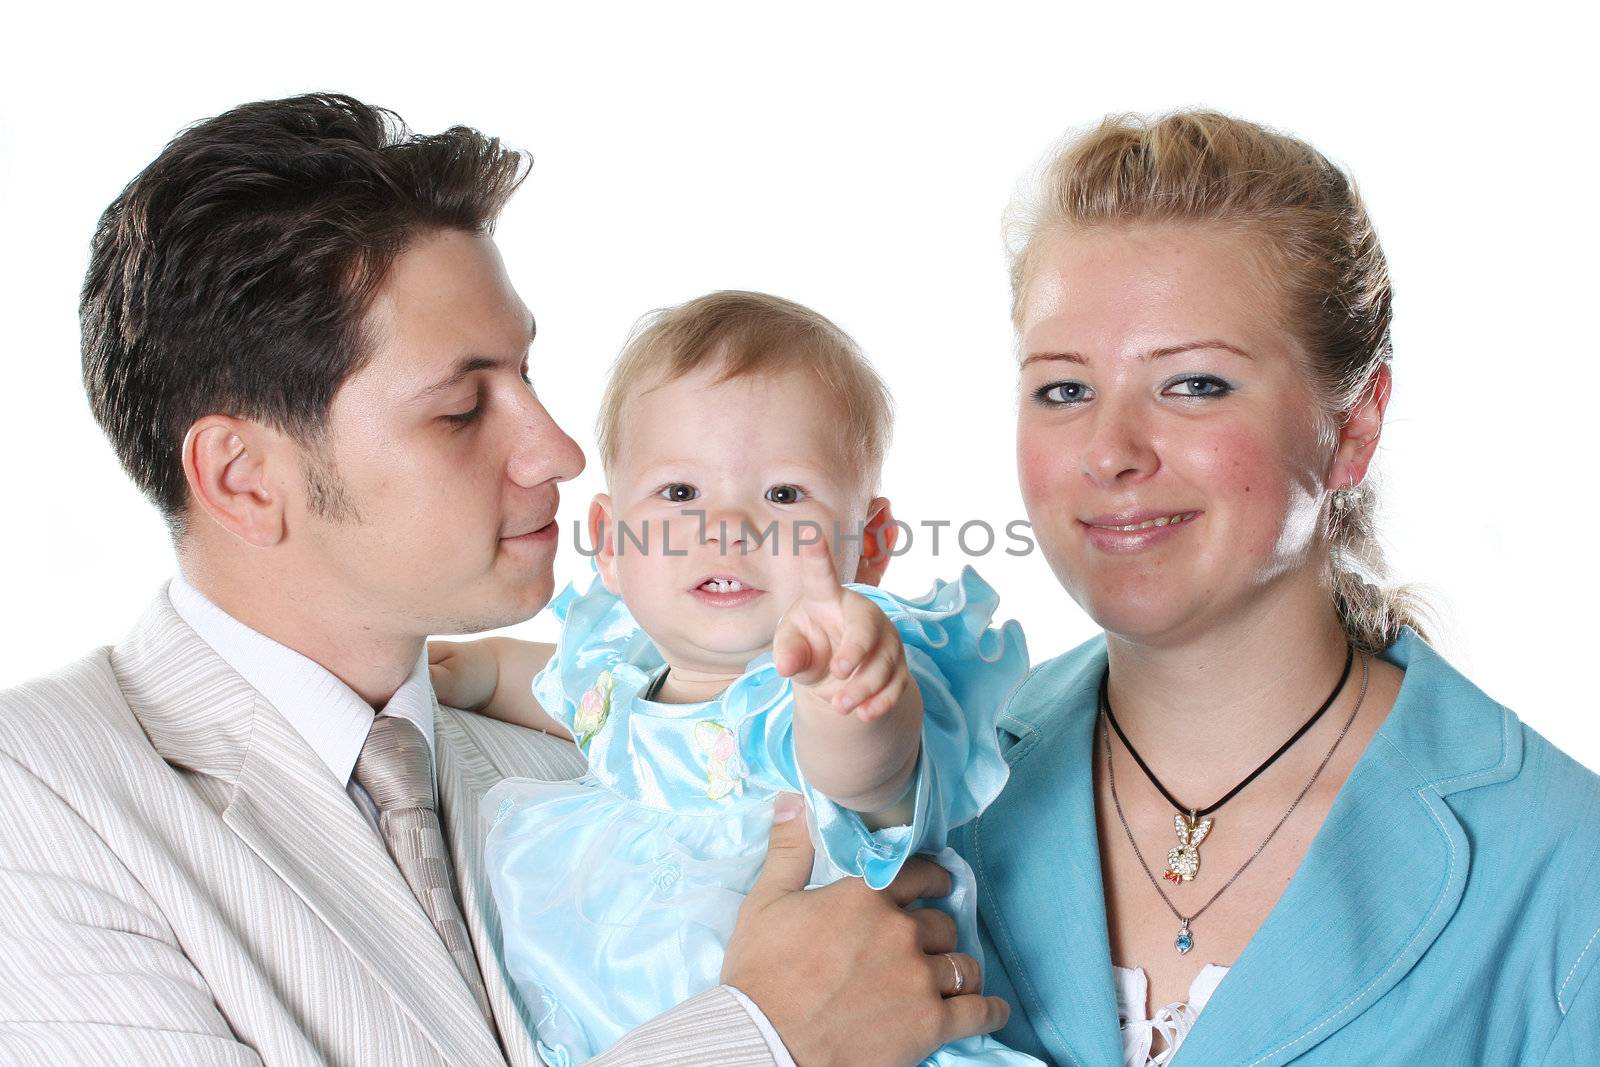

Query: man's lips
left=501, top=518, right=558, bottom=542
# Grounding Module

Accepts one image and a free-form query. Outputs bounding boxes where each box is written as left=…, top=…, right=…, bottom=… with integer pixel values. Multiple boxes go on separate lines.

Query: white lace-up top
left=1115, top=963, right=1230, bottom=1066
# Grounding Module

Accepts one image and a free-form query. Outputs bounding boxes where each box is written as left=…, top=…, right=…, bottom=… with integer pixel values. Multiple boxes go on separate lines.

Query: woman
left=953, top=112, right=1600, bottom=1065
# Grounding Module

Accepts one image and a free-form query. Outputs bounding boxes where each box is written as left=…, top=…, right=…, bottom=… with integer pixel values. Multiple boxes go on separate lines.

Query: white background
left=2, top=2, right=1596, bottom=770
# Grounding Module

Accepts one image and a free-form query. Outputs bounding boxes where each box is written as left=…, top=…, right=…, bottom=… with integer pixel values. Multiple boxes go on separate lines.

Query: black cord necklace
left=1100, top=643, right=1354, bottom=885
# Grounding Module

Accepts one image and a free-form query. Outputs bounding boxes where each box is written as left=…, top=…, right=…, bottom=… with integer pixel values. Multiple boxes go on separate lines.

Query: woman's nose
left=1079, top=402, right=1158, bottom=487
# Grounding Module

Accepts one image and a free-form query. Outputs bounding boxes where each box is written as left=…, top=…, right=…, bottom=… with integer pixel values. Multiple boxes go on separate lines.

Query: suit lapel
left=117, top=589, right=506, bottom=1067
left=1173, top=631, right=1519, bottom=1064
left=434, top=704, right=545, bottom=1067
left=962, top=647, right=1123, bottom=1067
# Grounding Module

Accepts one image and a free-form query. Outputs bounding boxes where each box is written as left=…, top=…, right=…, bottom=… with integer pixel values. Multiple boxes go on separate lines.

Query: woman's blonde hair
left=596, top=290, right=893, bottom=495
left=1007, top=110, right=1428, bottom=654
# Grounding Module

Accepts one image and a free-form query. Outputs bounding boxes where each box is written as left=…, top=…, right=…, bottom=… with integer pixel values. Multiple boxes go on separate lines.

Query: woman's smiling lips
left=1079, top=509, right=1202, bottom=554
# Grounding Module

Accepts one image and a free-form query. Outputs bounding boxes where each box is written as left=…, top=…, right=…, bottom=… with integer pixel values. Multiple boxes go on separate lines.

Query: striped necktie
left=353, top=713, right=494, bottom=1024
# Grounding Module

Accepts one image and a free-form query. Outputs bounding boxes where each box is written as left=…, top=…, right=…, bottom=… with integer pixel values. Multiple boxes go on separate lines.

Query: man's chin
left=428, top=577, right=553, bottom=637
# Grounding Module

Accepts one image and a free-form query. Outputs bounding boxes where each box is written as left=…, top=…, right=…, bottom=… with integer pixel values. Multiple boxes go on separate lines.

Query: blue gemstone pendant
left=1175, top=921, right=1194, bottom=955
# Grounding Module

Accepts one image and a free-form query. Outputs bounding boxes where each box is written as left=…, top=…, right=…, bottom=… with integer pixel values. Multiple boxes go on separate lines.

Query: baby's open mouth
left=700, top=578, right=745, bottom=593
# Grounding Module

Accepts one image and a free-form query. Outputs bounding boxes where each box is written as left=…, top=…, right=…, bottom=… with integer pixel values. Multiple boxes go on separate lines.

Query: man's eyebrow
left=1020, top=340, right=1253, bottom=368
left=411, top=355, right=514, bottom=403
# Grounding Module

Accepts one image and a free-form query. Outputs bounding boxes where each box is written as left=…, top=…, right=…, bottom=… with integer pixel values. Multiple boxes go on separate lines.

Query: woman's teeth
left=701, top=578, right=745, bottom=593
left=1097, top=513, right=1195, bottom=532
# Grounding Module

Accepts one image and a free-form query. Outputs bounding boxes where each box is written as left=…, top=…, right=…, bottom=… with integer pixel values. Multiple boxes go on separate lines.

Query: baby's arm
left=774, top=539, right=922, bottom=822
left=428, top=636, right=573, bottom=741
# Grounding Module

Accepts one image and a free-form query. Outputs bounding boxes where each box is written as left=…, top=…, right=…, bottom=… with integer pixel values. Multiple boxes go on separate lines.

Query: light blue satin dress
left=483, top=567, right=1042, bottom=1066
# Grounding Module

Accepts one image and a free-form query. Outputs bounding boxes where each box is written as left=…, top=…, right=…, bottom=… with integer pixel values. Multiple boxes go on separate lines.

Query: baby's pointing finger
left=796, top=532, right=840, bottom=604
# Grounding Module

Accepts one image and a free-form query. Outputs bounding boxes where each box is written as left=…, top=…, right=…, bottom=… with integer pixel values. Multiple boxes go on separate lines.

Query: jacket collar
left=971, top=628, right=1520, bottom=1066
left=113, top=586, right=508, bottom=1067
left=434, top=704, right=545, bottom=1067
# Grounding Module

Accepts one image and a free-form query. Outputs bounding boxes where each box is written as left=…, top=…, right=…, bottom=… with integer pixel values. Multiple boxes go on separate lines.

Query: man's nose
left=507, top=393, right=585, bottom=488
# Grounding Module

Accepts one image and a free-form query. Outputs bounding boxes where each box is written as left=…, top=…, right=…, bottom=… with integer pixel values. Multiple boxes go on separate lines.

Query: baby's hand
left=773, top=536, right=911, bottom=723
left=428, top=638, right=500, bottom=711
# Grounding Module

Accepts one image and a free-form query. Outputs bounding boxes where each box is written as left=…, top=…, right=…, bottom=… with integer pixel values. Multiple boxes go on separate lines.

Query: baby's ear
left=588, top=494, right=620, bottom=594
left=851, top=497, right=897, bottom=586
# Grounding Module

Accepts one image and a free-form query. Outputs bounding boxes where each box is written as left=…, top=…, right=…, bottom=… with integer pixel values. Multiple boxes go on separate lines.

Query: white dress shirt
left=167, top=574, right=794, bottom=1065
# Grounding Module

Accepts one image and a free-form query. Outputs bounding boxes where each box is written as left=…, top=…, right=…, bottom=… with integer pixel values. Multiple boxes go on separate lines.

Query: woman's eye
left=1035, top=381, right=1093, bottom=405
left=1164, top=375, right=1233, bottom=398
left=765, top=484, right=804, bottom=505
left=659, top=483, right=699, bottom=503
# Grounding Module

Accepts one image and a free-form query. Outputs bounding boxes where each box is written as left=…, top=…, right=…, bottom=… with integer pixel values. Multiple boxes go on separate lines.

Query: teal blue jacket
left=952, top=630, right=1600, bottom=1064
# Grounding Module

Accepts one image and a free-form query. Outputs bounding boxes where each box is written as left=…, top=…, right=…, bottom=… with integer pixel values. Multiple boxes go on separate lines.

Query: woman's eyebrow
left=1022, top=341, right=1254, bottom=368
left=1021, top=351, right=1088, bottom=367
left=1148, top=339, right=1255, bottom=360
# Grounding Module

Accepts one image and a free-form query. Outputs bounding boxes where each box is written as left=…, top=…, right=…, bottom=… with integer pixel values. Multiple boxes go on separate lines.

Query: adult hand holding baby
left=722, top=793, right=1010, bottom=1067
left=774, top=534, right=924, bottom=815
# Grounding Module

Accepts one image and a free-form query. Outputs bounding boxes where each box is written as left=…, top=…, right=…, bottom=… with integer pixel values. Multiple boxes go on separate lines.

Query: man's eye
left=1164, top=375, right=1233, bottom=398
left=442, top=406, right=481, bottom=426
left=659, top=483, right=699, bottom=503
left=1034, top=381, right=1093, bottom=405
left=765, top=484, right=804, bottom=505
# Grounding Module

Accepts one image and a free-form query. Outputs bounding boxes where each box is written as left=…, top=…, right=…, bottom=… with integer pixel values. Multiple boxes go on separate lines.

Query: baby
left=431, top=291, right=1037, bottom=1066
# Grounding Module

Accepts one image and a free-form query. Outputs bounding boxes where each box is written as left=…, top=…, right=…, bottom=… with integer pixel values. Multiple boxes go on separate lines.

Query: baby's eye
left=1164, top=374, right=1233, bottom=399
left=659, top=483, right=699, bottom=503
left=765, top=484, right=805, bottom=505
left=1034, top=381, right=1093, bottom=406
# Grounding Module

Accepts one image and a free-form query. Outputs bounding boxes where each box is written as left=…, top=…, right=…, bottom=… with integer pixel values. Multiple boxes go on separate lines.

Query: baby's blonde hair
left=1007, top=110, right=1429, bottom=654
left=597, top=290, right=893, bottom=496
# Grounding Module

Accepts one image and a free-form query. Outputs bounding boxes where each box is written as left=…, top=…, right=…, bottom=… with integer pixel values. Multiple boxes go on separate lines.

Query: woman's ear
left=1326, top=364, right=1392, bottom=491
left=588, top=493, right=620, bottom=593
left=181, top=415, right=288, bottom=548
left=852, top=497, right=898, bottom=586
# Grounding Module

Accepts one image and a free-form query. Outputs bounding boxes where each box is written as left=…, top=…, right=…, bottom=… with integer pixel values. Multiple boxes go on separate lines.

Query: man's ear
left=852, top=497, right=897, bottom=586
left=181, top=416, right=288, bottom=548
left=1325, top=364, right=1392, bottom=492
left=588, top=493, right=620, bottom=593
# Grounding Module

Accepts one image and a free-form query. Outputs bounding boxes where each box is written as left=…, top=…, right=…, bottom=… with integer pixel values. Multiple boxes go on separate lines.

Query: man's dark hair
left=81, top=92, right=529, bottom=532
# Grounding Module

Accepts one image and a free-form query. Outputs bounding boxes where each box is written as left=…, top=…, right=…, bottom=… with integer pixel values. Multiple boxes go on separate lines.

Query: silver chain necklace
left=1102, top=654, right=1369, bottom=956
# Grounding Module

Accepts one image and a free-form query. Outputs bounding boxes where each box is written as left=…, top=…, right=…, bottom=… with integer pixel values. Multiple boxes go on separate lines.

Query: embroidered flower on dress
left=693, top=720, right=740, bottom=799
left=574, top=670, right=614, bottom=747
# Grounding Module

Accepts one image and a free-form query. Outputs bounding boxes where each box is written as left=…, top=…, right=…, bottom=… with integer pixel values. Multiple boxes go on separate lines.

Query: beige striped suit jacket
left=0, top=587, right=775, bottom=1066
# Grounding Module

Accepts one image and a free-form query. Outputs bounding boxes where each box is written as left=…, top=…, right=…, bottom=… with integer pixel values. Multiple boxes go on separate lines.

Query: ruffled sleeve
left=728, top=566, right=1027, bottom=888
left=531, top=571, right=664, bottom=756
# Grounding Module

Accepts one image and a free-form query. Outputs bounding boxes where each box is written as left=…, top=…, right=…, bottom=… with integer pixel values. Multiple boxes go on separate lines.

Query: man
left=0, top=94, right=1007, bottom=1065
